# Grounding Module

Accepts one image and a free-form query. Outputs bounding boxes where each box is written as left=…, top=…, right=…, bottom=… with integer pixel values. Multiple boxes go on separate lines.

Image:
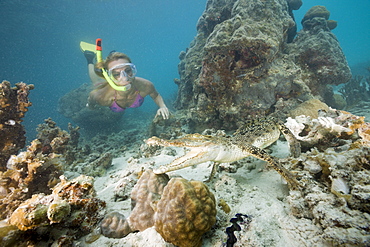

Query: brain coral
left=100, top=170, right=216, bottom=246
left=100, top=169, right=170, bottom=238
left=154, top=177, right=217, bottom=247
left=129, top=169, right=170, bottom=232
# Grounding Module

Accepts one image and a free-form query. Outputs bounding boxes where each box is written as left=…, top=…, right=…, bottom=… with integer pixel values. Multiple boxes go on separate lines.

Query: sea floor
left=74, top=142, right=342, bottom=246
left=73, top=104, right=370, bottom=247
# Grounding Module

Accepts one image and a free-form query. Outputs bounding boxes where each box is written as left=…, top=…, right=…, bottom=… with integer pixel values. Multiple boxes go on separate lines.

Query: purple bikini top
left=109, top=92, right=144, bottom=113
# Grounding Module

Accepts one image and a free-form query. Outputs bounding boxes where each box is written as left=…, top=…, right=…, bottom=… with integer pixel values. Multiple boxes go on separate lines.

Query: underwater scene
left=1, top=0, right=370, bottom=246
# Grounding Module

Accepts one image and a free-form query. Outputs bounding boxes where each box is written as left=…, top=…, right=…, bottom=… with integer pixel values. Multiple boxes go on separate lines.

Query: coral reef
left=0, top=139, right=64, bottom=220
left=35, top=117, right=129, bottom=178
left=173, top=0, right=350, bottom=132
left=5, top=175, right=105, bottom=245
left=358, top=122, right=370, bottom=146
left=36, top=118, right=78, bottom=156
left=287, top=98, right=329, bottom=119
left=0, top=115, right=110, bottom=246
left=72, top=108, right=370, bottom=246
left=0, top=80, right=33, bottom=171
left=100, top=169, right=217, bottom=246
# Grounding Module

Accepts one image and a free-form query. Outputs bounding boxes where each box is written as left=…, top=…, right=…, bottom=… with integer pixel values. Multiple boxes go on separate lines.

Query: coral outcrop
left=301, top=5, right=337, bottom=30
left=0, top=116, right=108, bottom=246
left=6, top=175, right=105, bottom=245
left=173, top=0, right=350, bottom=132
left=0, top=139, right=64, bottom=220
left=287, top=98, right=329, bottom=119
left=35, top=118, right=118, bottom=177
left=0, top=80, right=33, bottom=171
left=100, top=169, right=217, bottom=246
left=36, top=118, right=78, bottom=156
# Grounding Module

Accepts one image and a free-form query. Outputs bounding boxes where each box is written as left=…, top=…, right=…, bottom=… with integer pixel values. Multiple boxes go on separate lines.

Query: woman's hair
left=94, top=52, right=132, bottom=78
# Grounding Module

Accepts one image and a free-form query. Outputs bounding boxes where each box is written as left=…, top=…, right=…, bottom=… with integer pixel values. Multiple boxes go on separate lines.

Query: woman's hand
left=156, top=107, right=170, bottom=119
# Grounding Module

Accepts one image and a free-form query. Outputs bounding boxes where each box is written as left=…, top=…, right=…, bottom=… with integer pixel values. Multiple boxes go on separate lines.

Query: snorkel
left=95, top=38, right=128, bottom=91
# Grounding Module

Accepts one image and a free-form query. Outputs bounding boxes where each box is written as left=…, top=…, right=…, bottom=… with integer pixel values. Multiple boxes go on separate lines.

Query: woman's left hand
left=156, top=107, right=170, bottom=119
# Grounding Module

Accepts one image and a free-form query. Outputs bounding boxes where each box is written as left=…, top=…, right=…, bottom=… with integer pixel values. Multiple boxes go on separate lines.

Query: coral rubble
left=285, top=108, right=367, bottom=151
left=284, top=145, right=370, bottom=246
left=280, top=109, right=370, bottom=246
left=0, top=81, right=33, bottom=171
left=100, top=169, right=216, bottom=246
left=174, top=0, right=350, bottom=132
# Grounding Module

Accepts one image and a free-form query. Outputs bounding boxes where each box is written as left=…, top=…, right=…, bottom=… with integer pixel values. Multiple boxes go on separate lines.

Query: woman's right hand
left=156, top=107, right=170, bottom=119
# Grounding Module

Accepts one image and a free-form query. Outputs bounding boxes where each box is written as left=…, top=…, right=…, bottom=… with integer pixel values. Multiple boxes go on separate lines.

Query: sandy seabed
left=76, top=138, right=332, bottom=247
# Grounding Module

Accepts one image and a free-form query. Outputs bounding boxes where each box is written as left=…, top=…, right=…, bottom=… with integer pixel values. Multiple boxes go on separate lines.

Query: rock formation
left=0, top=81, right=33, bottom=171
left=174, top=0, right=351, bottom=132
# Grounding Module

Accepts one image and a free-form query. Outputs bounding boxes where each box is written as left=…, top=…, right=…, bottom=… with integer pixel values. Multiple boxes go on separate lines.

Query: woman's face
left=107, top=58, right=133, bottom=86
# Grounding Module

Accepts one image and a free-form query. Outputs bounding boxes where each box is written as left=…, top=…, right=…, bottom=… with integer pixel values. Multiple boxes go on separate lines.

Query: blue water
left=0, top=0, right=369, bottom=142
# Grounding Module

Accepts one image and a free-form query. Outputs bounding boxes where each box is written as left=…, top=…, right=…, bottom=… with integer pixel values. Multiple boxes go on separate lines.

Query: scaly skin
left=146, top=117, right=302, bottom=189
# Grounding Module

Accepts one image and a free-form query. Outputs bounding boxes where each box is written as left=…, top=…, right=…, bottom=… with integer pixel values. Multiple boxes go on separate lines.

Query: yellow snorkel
left=95, top=38, right=128, bottom=91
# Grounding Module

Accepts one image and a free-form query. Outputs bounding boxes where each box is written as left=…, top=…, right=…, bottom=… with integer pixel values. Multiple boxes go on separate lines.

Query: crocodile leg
left=204, top=162, right=220, bottom=183
left=241, top=144, right=302, bottom=189
left=278, top=122, right=301, bottom=158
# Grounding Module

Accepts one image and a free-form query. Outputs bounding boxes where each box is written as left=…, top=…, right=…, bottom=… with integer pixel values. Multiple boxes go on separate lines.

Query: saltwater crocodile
left=146, top=117, right=302, bottom=189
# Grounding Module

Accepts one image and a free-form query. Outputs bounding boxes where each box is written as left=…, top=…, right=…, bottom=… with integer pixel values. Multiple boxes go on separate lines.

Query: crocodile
left=146, top=117, right=302, bottom=189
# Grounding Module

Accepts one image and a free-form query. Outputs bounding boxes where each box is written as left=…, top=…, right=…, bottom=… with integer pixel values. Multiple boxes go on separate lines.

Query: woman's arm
left=151, top=92, right=169, bottom=119
left=136, top=78, right=170, bottom=119
left=146, top=84, right=169, bottom=119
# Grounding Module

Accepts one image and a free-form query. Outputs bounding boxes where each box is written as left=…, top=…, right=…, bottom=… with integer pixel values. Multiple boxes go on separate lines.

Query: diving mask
left=108, top=63, right=137, bottom=82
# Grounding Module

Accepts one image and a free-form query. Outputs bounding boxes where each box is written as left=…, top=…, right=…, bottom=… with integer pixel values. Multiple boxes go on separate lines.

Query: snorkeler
left=80, top=39, right=169, bottom=119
